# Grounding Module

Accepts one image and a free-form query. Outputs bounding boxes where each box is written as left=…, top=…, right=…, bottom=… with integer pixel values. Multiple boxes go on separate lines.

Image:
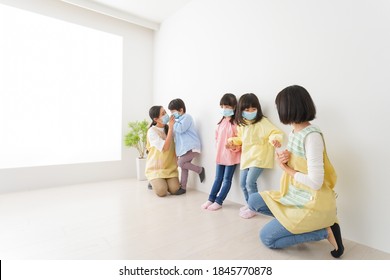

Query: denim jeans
left=240, top=167, right=263, bottom=202
left=248, top=193, right=328, bottom=249
left=208, top=164, right=237, bottom=205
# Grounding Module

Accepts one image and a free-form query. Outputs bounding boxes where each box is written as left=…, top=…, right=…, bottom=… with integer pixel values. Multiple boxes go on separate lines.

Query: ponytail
left=148, top=106, right=163, bottom=128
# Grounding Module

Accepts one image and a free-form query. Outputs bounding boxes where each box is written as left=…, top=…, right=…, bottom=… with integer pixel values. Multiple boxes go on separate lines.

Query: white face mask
left=242, top=110, right=257, bottom=120
left=220, top=108, right=234, bottom=117
left=161, top=114, right=170, bottom=124
left=172, top=111, right=181, bottom=119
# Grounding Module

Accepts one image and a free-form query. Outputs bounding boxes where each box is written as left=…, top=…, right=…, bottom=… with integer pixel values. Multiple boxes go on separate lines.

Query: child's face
left=170, top=108, right=183, bottom=119
left=242, top=106, right=258, bottom=121
left=221, top=104, right=234, bottom=110
left=220, top=104, right=235, bottom=117
left=244, top=106, right=257, bottom=112
left=170, top=108, right=184, bottom=114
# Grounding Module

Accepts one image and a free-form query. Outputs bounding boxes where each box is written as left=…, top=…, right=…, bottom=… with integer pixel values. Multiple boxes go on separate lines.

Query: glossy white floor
left=0, top=178, right=389, bottom=260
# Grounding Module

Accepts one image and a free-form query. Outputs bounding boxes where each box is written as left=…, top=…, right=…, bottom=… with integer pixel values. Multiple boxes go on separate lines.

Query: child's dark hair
left=275, top=85, right=316, bottom=125
left=168, top=98, right=186, bottom=113
left=236, top=93, right=264, bottom=126
left=218, top=93, right=237, bottom=125
left=148, top=105, right=168, bottom=134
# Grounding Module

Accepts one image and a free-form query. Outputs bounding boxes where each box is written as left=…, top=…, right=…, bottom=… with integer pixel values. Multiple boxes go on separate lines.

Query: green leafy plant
left=124, top=120, right=149, bottom=159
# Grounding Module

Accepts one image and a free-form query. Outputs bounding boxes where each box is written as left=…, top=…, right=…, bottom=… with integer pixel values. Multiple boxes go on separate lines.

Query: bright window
left=0, top=4, right=123, bottom=169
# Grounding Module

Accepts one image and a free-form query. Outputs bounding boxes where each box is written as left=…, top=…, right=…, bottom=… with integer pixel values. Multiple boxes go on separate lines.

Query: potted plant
left=124, top=119, right=149, bottom=180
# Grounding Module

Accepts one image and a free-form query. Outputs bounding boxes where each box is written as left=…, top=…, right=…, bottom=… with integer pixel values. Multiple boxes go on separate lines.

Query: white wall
left=154, top=0, right=390, bottom=253
left=0, top=0, right=154, bottom=192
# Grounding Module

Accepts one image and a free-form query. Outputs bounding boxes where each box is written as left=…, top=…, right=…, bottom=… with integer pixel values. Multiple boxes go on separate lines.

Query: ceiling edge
left=61, top=0, right=159, bottom=30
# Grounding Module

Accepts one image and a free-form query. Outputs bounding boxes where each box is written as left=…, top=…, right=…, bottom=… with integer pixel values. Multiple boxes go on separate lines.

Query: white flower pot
left=136, top=157, right=147, bottom=181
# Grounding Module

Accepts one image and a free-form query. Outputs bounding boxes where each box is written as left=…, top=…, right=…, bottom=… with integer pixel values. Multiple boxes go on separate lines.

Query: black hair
left=168, top=98, right=186, bottom=113
left=148, top=105, right=168, bottom=134
left=235, top=93, right=264, bottom=126
left=218, top=93, right=238, bottom=125
left=275, top=85, right=316, bottom=125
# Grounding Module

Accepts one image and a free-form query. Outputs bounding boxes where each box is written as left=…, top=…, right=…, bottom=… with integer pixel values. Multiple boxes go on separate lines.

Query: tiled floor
left=0, top=179, right=389, bottom=260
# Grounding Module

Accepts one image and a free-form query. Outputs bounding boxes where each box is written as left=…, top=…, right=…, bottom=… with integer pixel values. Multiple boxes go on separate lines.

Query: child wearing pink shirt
left=201, top=93, right=241, bottom=211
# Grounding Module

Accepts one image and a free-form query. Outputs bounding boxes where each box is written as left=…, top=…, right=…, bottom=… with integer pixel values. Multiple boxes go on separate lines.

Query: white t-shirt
left=147, top=126, right=165, bottom=152
left=294, top=132, right=325, bottom=190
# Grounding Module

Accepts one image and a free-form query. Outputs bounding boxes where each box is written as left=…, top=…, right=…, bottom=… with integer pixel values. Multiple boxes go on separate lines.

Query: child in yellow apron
left=227, top=93, right=283, bottom=219
left=247, top=85, right=344, bottom=258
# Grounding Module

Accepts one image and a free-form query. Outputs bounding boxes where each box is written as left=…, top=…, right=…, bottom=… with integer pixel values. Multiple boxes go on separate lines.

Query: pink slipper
left=207, top=202, right=222, bottom=211
left=201, top=201, right=213, bottom=209
left=239, top=208, right=257, bottom=219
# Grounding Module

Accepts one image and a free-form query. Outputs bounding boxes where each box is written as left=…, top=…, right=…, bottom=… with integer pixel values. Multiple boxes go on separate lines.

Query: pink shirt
left=215, top=118, right=241, bottom=165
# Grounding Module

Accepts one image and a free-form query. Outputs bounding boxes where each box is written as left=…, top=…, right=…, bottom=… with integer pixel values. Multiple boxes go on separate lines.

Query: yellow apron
left=261, top=126, right=337, bottom=234
left=145, top=127, right=179, bottom=180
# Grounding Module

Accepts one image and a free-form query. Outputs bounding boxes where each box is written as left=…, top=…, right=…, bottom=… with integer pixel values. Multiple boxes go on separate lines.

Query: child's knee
left=247, top=192, right=260, bottom=209
left=247, top=184, right=258, bottom=194
left=177, top=159, right=186, bottom=168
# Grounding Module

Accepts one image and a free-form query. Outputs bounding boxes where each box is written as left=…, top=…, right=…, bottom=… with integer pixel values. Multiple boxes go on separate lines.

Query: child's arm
left=173, top=114, right=193, bottom=134
left=226, top=125, right=242, bottom=149
left=269, top=132, right=283, bottom=147
left=266, top=120, right=288, bottom=163
left=266, top=120, right=284, bottom=148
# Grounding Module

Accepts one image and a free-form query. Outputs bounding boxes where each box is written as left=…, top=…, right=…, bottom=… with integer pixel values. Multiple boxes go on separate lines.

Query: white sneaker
left=240, top=205, right=249, bottom=212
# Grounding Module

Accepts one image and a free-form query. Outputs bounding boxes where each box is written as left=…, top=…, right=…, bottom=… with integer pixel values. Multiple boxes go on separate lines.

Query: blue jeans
left=248, top=193, right=328, bottom=249
left=208, top=164, right=237, bottom=205
left=240, top=167, right=263, bottom=202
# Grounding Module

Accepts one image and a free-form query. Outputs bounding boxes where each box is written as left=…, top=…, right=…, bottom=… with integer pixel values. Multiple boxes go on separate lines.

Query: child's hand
left=225, top=142, right=234, bottom=149
left=271, top=140, right=281, bottom=148
left=226, top=139, right=241, bottom=149
left=230, top=145, right=241, bottom=152
left=227, top=137, right=242, bottom=146
left=225, top=139, right=234, bottom=149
